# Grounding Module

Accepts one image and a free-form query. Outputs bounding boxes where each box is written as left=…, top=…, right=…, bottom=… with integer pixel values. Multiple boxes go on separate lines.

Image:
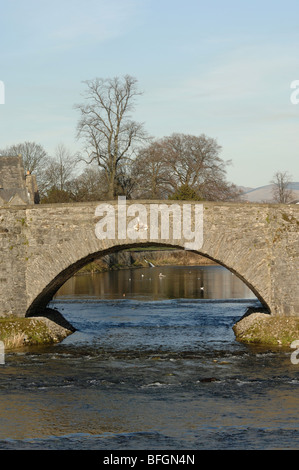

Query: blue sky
left=0, top=0, right=299, bottom=188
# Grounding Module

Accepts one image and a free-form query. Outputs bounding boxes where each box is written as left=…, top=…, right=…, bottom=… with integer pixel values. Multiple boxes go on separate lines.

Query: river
left=0, top=265, right=298, bottom=450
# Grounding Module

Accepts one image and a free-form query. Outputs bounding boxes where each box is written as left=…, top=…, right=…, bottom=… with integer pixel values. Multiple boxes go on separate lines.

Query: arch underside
left=26, top=242, right=270, bottom=316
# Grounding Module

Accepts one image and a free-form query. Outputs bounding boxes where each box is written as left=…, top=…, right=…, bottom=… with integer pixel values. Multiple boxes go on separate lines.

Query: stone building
left=0, top=155, right=39, bottom=205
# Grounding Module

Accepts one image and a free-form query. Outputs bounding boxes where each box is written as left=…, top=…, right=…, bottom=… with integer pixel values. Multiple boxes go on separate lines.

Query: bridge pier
left=0, top=207, right=28, bottom=317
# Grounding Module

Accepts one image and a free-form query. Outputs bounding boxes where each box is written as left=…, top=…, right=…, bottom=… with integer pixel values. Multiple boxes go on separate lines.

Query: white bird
left=159, top=272, right=166, bottom=278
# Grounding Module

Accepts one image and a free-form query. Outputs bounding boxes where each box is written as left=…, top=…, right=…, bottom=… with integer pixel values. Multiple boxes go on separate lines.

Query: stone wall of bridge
left=0, top=201, right=298, bottom=318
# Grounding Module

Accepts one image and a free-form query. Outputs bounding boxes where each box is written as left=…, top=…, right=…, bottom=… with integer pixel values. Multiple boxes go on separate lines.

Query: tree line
left=0, top=75, right=294, bottom=203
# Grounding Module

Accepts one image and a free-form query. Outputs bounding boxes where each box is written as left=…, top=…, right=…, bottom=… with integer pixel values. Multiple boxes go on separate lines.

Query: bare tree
left=132, top=133, right=241, bottom=201
left=75, top=75, right=147, bottom=199
left=159, top=133, right=224, bottom=196
left=114, top=164, right=136, bottom=199
left=52, top=143, right=76, bottom=191
left=0, top=141, right=48, bottom=182
left=38, top=143, right=76, bottom=197
left=68, top=166, right=107, bottom=202
left=271, top=171, right=294, bottom=203
left=131, top=141, right=172, bottom=199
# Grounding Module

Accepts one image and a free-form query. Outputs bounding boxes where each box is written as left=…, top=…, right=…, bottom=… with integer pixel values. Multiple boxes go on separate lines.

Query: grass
left=3, top=332, right=26, bottom=350
left=0, top=317, right=70, bottom=350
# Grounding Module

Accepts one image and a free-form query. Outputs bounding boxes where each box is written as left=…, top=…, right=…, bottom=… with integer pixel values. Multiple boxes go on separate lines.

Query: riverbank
left=0, top=309, right=75, bottom=350
left=233, top=308, right=299, bottom=348
left=78, top=248, right=217, bottom=274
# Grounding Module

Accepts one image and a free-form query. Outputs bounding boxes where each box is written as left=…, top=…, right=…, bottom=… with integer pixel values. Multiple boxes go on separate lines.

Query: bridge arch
left=1, top=201, right=297, bottom=318
left=25, top=241, right=269, bottom=317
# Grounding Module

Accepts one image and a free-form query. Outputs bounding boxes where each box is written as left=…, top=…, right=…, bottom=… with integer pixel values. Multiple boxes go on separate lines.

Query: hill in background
left=240, top=182, right=299, bottom=203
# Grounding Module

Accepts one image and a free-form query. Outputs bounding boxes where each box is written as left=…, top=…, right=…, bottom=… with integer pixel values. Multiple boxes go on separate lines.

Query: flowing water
left=0, top=265, right=299, bottom=450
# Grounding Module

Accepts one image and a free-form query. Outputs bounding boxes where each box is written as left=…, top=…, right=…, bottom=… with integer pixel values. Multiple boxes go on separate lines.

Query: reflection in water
left=56, top=265, right=256, bottom=301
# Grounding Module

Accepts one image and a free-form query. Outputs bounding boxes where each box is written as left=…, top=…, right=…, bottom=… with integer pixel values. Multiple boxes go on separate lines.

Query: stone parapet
left=0, top=201, right=297, bottom=317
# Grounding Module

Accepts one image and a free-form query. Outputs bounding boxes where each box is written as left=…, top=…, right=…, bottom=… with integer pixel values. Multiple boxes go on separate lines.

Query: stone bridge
left=0, top=200, right=298, bottom=318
